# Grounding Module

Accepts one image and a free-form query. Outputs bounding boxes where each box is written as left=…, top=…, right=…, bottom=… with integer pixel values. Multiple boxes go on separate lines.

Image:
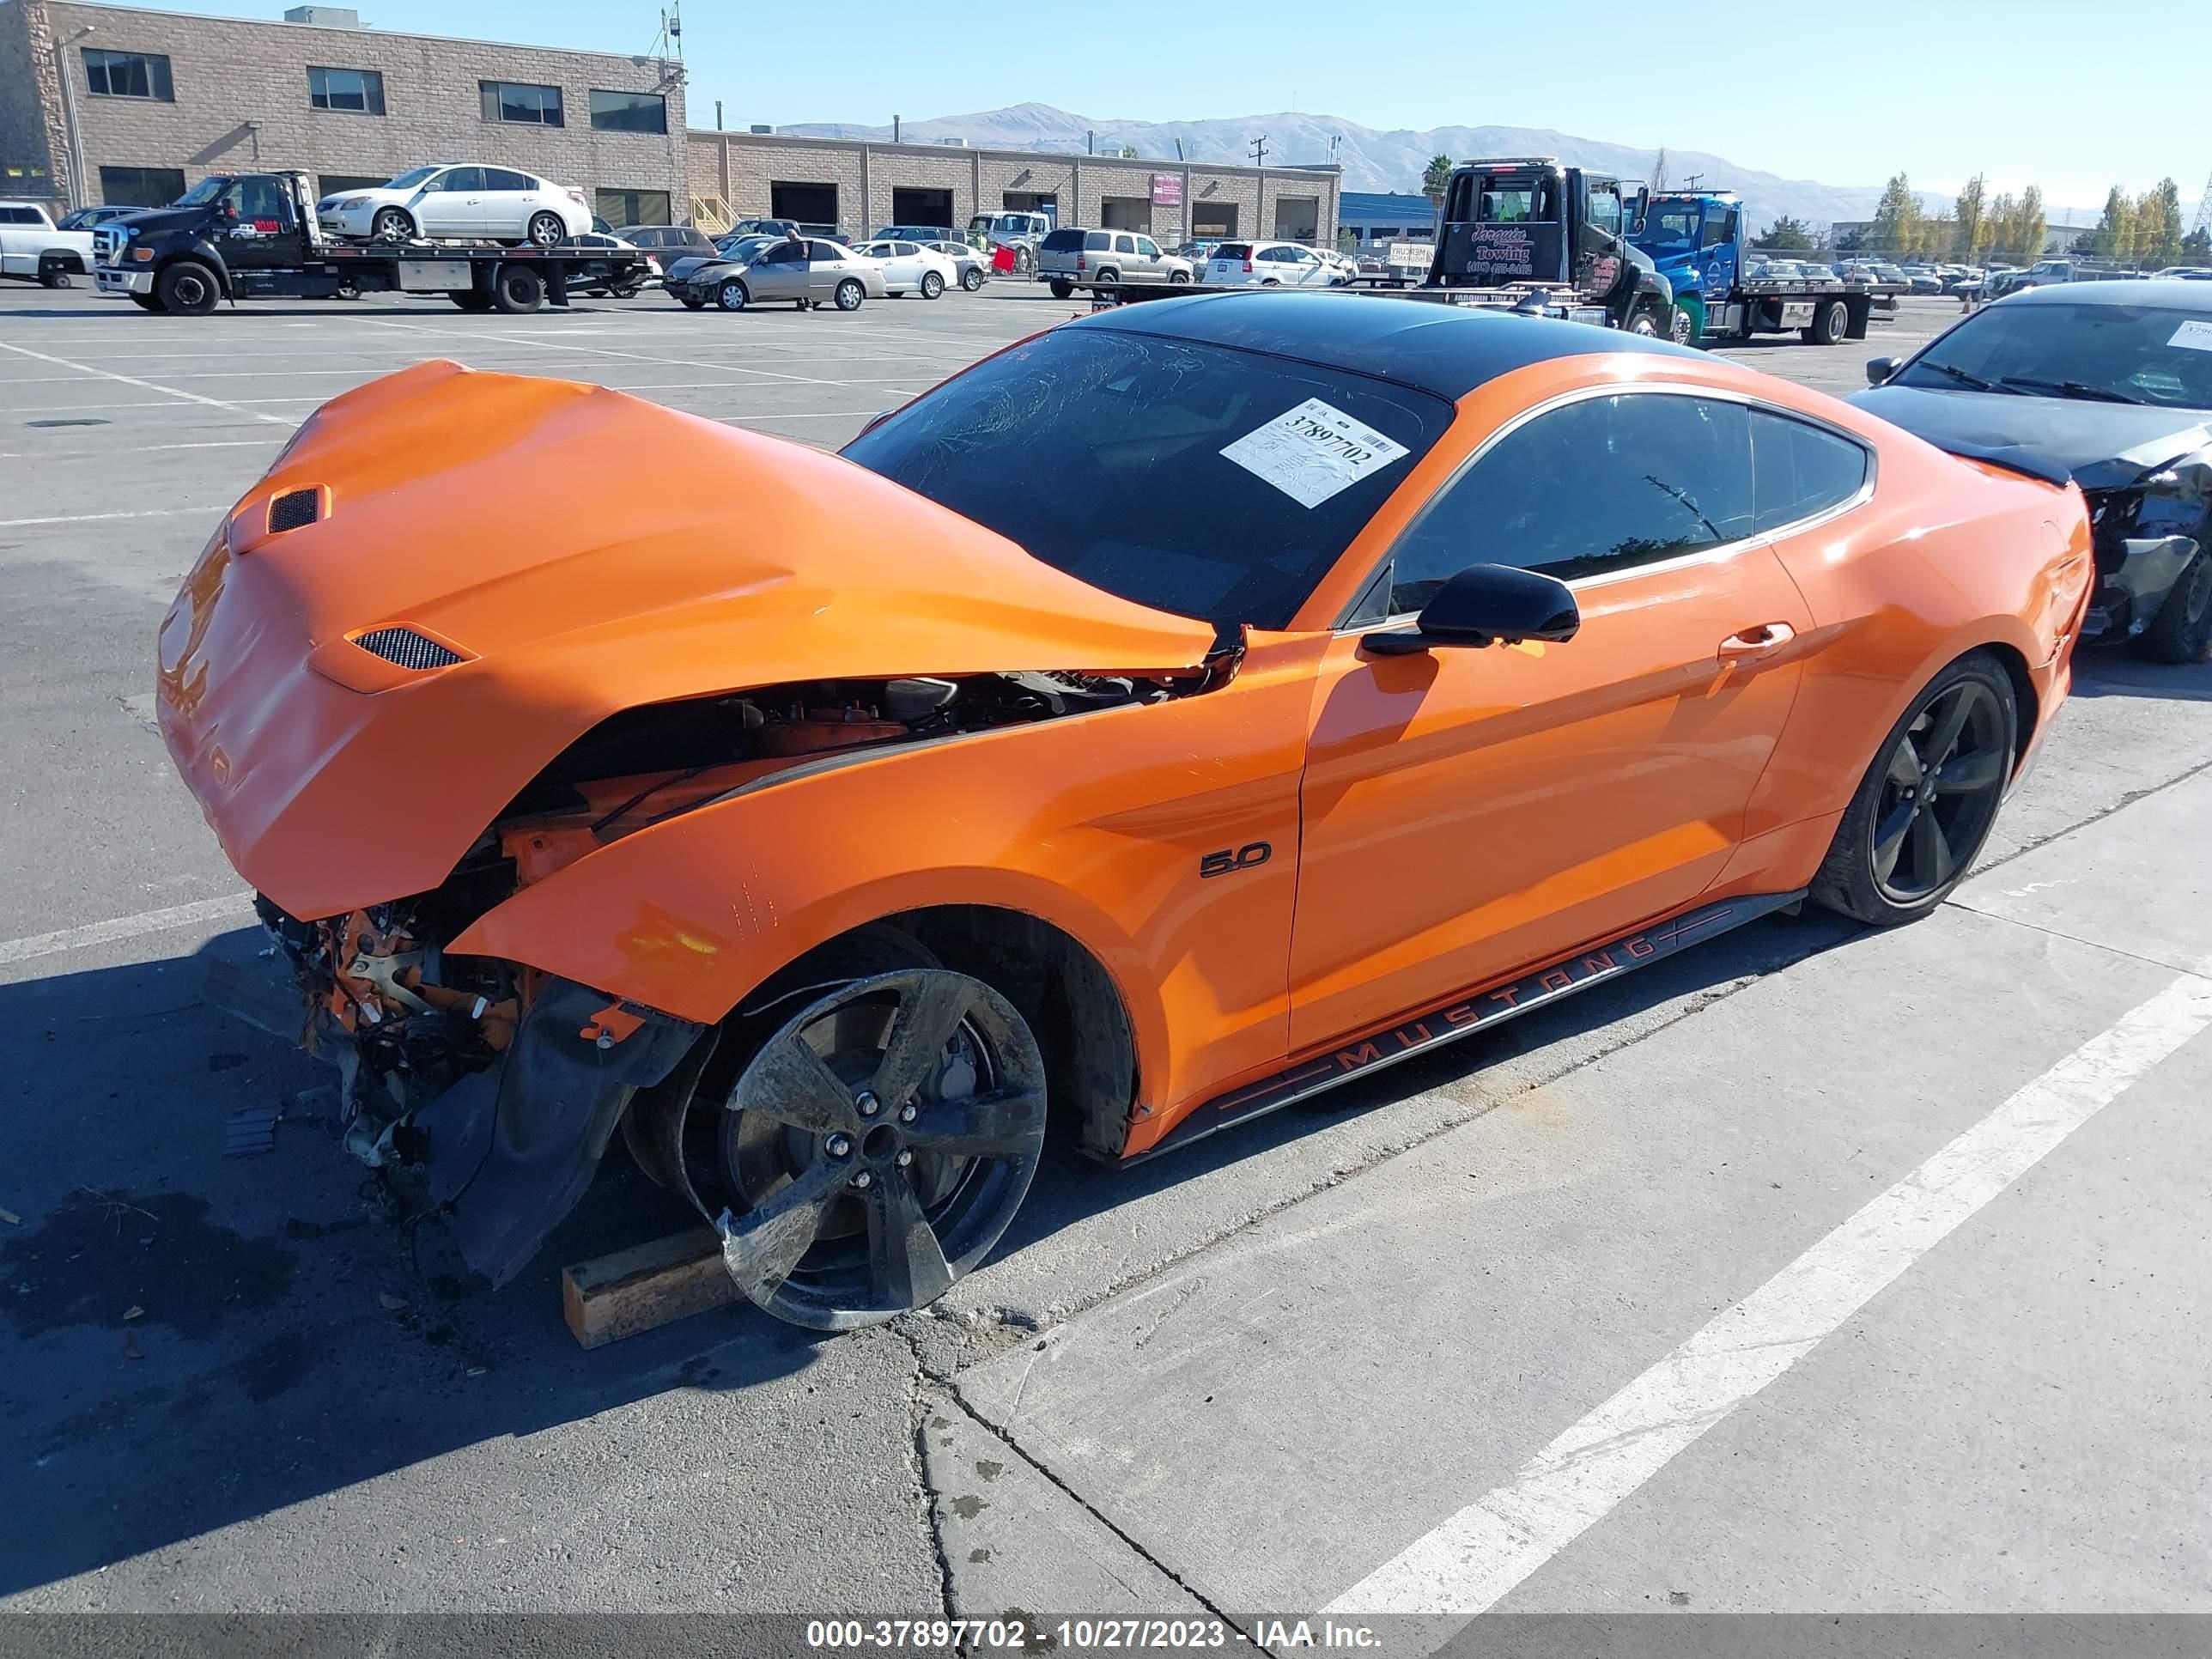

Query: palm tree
left=1422, top=154, right=1455, bottom=235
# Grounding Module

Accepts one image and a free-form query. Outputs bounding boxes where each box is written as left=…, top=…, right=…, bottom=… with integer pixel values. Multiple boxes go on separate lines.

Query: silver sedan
left=666, top=236, right=889, bottom=313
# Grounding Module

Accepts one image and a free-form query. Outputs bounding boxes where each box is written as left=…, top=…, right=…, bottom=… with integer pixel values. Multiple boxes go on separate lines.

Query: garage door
left=1191, top=203, right=1238, bottom=240
left=891, top=187, right=954, bottom=231
left=770, top=181, right=838, bottom=228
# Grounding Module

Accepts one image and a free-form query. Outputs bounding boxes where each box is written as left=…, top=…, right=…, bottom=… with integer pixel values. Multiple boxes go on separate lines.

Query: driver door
left=1288, top=388, right=1814, bottom=1051
left=749, top=240, right=808, bottom=300
left=210, top=176, right=302, bottom=273
left=413, top=167, right=483, bottom=236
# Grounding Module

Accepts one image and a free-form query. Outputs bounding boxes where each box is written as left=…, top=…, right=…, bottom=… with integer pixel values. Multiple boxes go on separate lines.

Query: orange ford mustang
left=158, top=293, right=2094, bottom=1327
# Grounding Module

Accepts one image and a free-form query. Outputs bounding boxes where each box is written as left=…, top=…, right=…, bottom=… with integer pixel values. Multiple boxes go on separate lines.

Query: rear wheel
left=2136, top=548, right=2212, bottom=664
left=155, top=260, right=219, bottom=316
left=1804, top=297, right=1850, bottom=344
left=1048, top=279, right=1074, bottom=299
left=526, top=211, right=565, bottom=249
left=1170, top=269, right=1191, bottom=284
left=1810, top=652, right=2017, bottom=925
left=832, top=277, right=865, bottom=311
left=490, top=264, right=544, bottom=314
left=960, top=266, right=984, bottom=292
left=920, top=270, right=945, bottom=300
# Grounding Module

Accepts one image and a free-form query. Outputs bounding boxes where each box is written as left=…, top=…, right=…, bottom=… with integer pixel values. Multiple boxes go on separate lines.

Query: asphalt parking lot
left=3, top=283, right=2209, bottom=1650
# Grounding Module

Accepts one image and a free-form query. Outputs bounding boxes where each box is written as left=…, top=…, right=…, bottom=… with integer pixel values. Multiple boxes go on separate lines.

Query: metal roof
left=1077, top=290, right=1693, bottom=400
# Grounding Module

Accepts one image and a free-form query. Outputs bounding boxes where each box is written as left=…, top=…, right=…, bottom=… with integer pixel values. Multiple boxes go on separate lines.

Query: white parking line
left=0, top=339, right=295, bottom=427
left=0, top=893, right=258, bottom=969
left=0, top=438, right=279, bottom=460
left=1324, top=971, right=2212, bottom=1625
left=0, top=507, right=222, bottom=527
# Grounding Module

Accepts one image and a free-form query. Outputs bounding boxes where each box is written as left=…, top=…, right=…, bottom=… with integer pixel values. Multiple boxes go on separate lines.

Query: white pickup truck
left=0, top=201, right=96, bottom=287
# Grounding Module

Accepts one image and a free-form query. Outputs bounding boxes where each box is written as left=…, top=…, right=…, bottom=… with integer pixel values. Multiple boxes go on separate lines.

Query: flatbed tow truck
left=1629, top=189, right=1885, bottom=344
left=92, top=170, right=648, bottom=316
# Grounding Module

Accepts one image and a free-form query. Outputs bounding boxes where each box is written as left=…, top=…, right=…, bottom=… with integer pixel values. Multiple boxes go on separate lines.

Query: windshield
left=842, top=328, right=1453, bottom=630
left=720, top=234, right=778, bottom=260
left=1896, top=300, right=2212, bottom=410
left=1638, top=207, right=1698, bottom=251
left=386, top=167, right=439, bottom=189
left=173, top=178, right=228, bottom=207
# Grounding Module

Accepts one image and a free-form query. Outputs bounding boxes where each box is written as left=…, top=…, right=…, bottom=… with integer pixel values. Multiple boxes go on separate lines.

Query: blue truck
left=1631, top=189, right=1884, bottom=344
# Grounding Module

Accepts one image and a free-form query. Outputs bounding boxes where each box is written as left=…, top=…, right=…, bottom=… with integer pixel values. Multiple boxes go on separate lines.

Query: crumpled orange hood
left=157, top=360, right=1213, bottom=921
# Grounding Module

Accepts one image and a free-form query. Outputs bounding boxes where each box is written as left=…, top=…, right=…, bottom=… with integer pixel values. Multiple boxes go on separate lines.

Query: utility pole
left=1684, top=172, right=1704, bottom=190
left=1249, top=135, right=1269, bottom=167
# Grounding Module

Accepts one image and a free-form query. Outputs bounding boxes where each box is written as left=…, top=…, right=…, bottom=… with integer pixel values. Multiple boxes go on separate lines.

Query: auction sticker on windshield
left=2168, top=319, right=2212, bottom=353
left=1220, top=398, right=1412, bottom=508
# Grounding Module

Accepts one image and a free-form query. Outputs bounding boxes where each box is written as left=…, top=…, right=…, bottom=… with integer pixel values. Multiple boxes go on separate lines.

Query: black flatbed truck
left=91, top=170, right=648, bottom=316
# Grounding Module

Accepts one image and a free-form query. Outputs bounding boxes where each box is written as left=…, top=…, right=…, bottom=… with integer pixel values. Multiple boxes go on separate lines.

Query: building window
left=99, top=166, right=186, bottom=206
left=84, top=49, right=173, bottom=101
left=480, top=81, right=562, bottom=126
left=308, top=67, right=386, bottom=115
left=595, top=189, right=672, bottom=228
left=588, top=90, right=665, bottom=134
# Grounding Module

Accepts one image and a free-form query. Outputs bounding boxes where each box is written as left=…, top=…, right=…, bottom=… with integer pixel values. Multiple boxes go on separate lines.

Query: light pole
left=52, top=25, right=95, bottom=210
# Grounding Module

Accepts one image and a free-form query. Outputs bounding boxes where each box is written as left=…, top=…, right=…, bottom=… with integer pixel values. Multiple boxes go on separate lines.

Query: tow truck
left=92, top=170, right=649, bottom=316
left=1629, top=189, right=1883, bottom=344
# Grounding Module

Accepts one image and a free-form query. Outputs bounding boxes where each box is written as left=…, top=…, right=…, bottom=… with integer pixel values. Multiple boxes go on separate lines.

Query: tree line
left=1764, top=170, right=2212, bottom=266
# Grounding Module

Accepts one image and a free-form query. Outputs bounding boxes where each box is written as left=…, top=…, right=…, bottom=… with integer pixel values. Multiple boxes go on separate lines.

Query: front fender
left=449, top=637, right=1325, bottom=1120
left=162, top=240, right=233, bottom=294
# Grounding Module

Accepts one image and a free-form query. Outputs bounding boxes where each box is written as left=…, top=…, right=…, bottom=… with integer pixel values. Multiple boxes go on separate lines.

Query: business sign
left=1151, top=173, right=1183, bottom=207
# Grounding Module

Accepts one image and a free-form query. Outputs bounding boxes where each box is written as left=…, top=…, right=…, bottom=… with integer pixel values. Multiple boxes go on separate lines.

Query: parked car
left=0, top=200, right=94, bottom=286
left=1173, top=240, right=1220, bottom=265
left=1203, top=240, right=1336, bottom=289
left=726, top=217, right=800, bottom=240
left=1317, top=247, right=1360, bottom=285
left=855, top=239, right=960, bottom=299
left=316, top=165, right=590, bottom=246
left=157, top=297, right=2093, bottom=1322
left=663, top=235, right=887, bottom=312
left=1857, top=280, right=2212, bottom=661
left=872, top=225, right=958, bottom=248
left=617, top=225, right=716, bottom=259
left=1037, top=228, right=1192, bottom=296
left=564, top=231, right=659, bottom=298
left=2152, top=267, right=2212, bottom=281
left=920, top=238, right=990, bottom=291
left=56, top=204, right=148, bottom=232
left=1896, top=265, right=1945, bottom=295
left=968, top=210, right=1052, bottom=273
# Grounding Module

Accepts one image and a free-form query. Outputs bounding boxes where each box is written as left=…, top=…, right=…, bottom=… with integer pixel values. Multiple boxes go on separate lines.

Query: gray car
left=1037, top=227, right=1194, bottom=296
left=665, top=235, right=889, bottom=313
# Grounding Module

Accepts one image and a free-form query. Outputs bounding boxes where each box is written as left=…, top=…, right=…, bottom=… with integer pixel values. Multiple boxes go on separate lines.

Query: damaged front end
left=2077, top=445, right=2212, bottom=644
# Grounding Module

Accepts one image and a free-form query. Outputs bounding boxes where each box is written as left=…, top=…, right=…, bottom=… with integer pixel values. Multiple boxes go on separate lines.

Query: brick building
left=690, top=129, right=1339, bottom=246
left=0, top=0, right=686, bottom=223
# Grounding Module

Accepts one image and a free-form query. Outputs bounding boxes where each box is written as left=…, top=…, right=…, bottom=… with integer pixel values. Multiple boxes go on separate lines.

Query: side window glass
left=1137, top=237, right=1159, bottom=257
left=1750, top=410, right=1869, bottom=532
left=1384, top=394, right=1754, bottom=612
left=1589, top=187, right=1622, bottom=236
left=484, top=169, right=532, bottom=192
left=443, top=167, right=484, bottom=192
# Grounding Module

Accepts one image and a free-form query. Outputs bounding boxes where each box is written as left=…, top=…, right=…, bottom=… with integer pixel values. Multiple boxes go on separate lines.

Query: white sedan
left=1202, top=240, right=1340, bottom=289
left=317, top=164, right=590, bottom=247
left=854, top=238, right=960, bottom=300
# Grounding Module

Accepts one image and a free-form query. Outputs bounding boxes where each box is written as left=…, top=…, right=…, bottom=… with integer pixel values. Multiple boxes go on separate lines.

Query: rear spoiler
left=1929, top=437, right=2074, bottom=489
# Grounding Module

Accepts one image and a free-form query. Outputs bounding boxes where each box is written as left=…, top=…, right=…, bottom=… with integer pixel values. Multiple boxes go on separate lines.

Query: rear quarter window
left=1085, top=231, right=1112, bottom=251
left=1040, top=228, right=1085, bottom=252
left=1749, top=410, right=1869, bottom=532
left=1214, top=243, right=1251, bottom=260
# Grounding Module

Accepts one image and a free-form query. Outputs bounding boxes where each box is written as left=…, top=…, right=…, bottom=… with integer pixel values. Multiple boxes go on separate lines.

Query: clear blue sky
left=142, top=0, right=2211, bottom=209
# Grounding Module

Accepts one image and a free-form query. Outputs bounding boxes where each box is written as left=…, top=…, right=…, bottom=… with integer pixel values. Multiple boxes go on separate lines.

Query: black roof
left=2007, top=280, right=2212, bottom=310
left=1078, top=289, right=1698, bottom=398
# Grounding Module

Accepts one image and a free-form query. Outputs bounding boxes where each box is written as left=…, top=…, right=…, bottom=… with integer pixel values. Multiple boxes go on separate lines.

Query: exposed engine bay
left=251, top=664, right=1215, bottom=1276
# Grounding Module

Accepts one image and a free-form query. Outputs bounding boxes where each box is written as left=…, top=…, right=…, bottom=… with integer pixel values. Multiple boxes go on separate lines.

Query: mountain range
left=780, top=103, right=1926, bottom=230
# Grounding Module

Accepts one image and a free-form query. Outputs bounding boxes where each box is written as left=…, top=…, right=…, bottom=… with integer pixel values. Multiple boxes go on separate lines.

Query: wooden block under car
left=561, top=1225, right=738, bottom=1348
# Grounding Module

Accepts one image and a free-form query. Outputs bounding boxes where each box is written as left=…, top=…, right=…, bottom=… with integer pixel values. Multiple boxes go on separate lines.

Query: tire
left=449, top=290, right=493, bottom=312
left=155, top=260, right=220, bottom=317
left=370, top=206, right=414, bottom=245
left=919, top=270, right=945, bottom=300
left=832, top=277, right=865, bottom=312
left=1261, top=278, right=1281, bottom=287
left=1810, top=651, right=2018, bottom=926
left=39, top=268, right=71, bottom=289
left=717, top=277, right=749, bottom=312
left=2135, top=547, right=2212, bottom=665
left=490, top=264, right=544, bottom=314
left=129, top=293, right=162, bottom=312
left=1094, top=267, right=1121, bottom=289
left=1170, top=270, right=1191, bottom=284
left=526, top=212, right=565, bottom=249
left=961, top=267, right=984, bottom=292
left=629, top=929, right=1048, bottom=1329
left=1668, top=302, right=1698, bottom=345
left=1626, top=303, right=1664, bottom=337
left=1804, top=297, right=1850, bottom=344
left=1048, top=279, right=1074, bottom=299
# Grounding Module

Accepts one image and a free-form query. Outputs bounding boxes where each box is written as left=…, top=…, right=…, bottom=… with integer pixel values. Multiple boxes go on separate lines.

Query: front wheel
left=717, top=277, right=749, bottom=312
left=526, top=211, right=566, bottom=249
left=1810, top=651, right=2017, bottom=925
left=1048, top=279, right=1074, bottom=299
left=370, top=207, right=414, bottom=245
left=2136, top=548, right=2212, bottom=665
left=679, top=294, right=707, bottom=309
left=920, top=270, right=945, bottom=300
left=155, top=260, right=220, bottom=316
left=1626, top=303, right=1664, bottom=337
left=1668, top=301, right=1699, bottom=345
left=832, top=277, right=865, bottom=311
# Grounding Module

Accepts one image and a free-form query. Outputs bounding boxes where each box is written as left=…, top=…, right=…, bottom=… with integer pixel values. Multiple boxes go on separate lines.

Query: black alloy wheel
left=1813, top=652, right=2016, bottom=923
left=711, top=969, right=1047, bottom=1328
left=2137, top=549, right=2212, bottom=665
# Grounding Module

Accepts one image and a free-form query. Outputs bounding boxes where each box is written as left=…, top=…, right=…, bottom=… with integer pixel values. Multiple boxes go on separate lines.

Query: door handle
left=1718, top=622, right=1796, bottom=656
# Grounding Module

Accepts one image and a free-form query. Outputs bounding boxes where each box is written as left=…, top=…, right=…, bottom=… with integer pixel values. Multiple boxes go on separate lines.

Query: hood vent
left=268, top=489, right=322, bottom=532
left=353, top=627, right=464, bottom=671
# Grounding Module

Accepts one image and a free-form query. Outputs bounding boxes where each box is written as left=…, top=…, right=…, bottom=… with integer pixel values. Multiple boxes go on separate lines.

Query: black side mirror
left=1864, top=356, right=1902, bottom=386
left=1363, top=564, right=1580, bottom=656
